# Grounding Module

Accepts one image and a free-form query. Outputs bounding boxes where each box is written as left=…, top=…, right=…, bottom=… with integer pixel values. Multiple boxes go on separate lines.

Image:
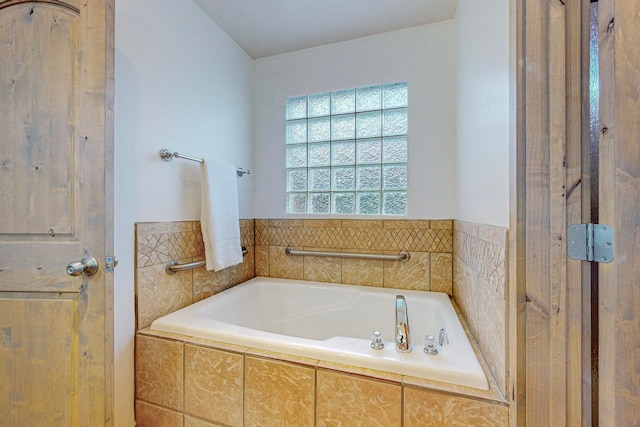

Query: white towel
left=200, top=158, right=243, bottom=271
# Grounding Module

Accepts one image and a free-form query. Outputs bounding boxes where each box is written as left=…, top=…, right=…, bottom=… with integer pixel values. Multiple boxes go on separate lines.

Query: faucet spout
left=395, top=295, right=411, bottom=352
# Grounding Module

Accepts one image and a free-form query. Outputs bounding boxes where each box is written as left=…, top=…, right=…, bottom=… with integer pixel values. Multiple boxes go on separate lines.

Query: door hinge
left=568, top=224, right=614, bottom=263
left=105, top=256, right=119, bottom=273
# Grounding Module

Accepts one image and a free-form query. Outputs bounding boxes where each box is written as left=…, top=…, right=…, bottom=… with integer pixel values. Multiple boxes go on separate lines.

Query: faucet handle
left=423, top=335, right=439, bottom=355
left=371, top=330, right=385, bottom=350
left=439, top=328, right=449, bottom=346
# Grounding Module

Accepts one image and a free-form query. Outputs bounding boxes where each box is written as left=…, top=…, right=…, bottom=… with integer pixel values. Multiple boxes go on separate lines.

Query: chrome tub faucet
left=395, top=295, right=411, bottom=352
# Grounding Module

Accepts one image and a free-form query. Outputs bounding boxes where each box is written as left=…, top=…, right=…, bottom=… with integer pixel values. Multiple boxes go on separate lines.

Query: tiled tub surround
left=453, top=220, right=508, bottom=398
left=255, top=219, right=453, bottom=294
left=134, top=219, right=452, bottom=330
left=134, top=218, right=510, bottom=425
left=135, top=330, right=509, bottom=427
left=135, top=220, right=255, bottom=330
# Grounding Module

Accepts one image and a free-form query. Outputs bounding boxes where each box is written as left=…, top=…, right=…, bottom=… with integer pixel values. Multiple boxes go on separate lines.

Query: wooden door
left=515, top=0, right=592, bottom=425
left=516, top=0, right=639, bottom=425
left=0, top=1, right=114, bottom=426
left=597, top=0, right=640, bottom=424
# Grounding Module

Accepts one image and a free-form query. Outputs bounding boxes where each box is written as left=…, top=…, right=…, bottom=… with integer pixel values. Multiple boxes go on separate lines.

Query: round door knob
left=66, top=257, right=99, bottom=276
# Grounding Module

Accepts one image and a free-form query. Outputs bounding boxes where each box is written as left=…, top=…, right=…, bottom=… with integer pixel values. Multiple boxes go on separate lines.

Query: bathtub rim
left=147, top=277, right=505, bottom=398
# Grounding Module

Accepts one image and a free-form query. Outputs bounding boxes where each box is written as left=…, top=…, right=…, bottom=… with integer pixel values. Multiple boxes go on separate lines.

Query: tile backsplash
left=135, top=220, right=255, bottom=330
left=135, top=219, right=453, bottom=330
left=255, top=219, right=453, bottom=293
left=453, top=220, right=508, bottom=398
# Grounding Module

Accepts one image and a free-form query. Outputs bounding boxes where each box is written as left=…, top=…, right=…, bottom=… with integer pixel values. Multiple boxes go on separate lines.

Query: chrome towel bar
left=159, top=149, right=251, bottom=177
left=165, top=246, right=248, bottom=274
left=285, top=247, right=410, bottom=262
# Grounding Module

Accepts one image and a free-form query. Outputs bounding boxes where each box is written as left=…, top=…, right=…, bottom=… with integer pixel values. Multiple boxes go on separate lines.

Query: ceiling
left=192, top=0, right=458, bottom=59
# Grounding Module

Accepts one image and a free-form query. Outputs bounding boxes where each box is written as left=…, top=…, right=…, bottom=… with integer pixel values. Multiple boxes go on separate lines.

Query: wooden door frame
left=597, top=0, right=640, bottom=425
left=514, top=0, right=640, bottom=425
left=105, top=0, right=115, bottom=423
left=512, top=0, right=592, bottom=425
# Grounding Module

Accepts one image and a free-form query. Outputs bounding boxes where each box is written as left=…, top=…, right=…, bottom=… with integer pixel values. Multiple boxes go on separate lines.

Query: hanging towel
left=200, top=158, right=243, bottom=271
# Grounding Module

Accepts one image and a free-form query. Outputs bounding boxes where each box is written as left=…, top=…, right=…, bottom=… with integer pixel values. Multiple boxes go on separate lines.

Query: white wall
left=253, top=22, right=457, bottom=219
left=114, top=1, right=254, bottom=425
left=454, top=0, right=511, bottom=226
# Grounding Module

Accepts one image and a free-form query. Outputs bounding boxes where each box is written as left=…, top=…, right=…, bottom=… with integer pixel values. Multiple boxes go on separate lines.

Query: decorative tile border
left=255, top=219, right=452, bottom=252
left=454, top=222, right=505, bottom=296
left=137, top=220, right=254, bottom=268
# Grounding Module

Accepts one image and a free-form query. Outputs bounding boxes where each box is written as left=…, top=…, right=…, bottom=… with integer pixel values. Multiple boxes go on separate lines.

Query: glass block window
left=286, top=82, right=408, bottom=215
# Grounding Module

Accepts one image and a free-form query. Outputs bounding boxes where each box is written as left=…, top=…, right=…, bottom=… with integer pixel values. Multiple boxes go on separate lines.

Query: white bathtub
left=150, top=277, right=489, bottom=390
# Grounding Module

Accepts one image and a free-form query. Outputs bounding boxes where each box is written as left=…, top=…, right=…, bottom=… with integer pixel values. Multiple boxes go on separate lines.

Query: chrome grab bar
left=285, top=247, right=410, bottom=262
left=165, top=247, right=248, bottom=274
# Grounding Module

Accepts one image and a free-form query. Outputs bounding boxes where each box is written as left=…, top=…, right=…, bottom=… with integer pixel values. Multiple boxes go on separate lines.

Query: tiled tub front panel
left=453, top=220, right=508, bottom=398
left=135, top=332, right=509, bottom=427
left=255, top=219, right=453, bottom=294
left=135, top=220, right=255, bottom=330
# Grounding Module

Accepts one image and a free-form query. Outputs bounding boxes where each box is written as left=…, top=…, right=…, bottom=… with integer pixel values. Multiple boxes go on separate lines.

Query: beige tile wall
left=135, top=335, right=184, bottom=411
left=404, top=386, right=509, bottom=426
left=184, top=344, right=244, bottom=426
left=316, top=369, right=402, bottom=426
left=135, top=400, right=183, bottom=427
left=453, top=220, right=508, bottom=398
left=255, top=219, right=453, bottom=293
left=244, top=357, right=315, bottom=426
left=135, top=332, right=508, bottom=426
left=135, top=220, right=255, bottom=330
left=135, top=218, right=454, bottom=331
